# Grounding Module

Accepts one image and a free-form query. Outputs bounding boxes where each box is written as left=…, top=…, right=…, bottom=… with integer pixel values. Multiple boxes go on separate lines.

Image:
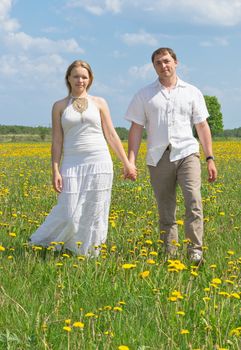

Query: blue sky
left=0, top=0, right=241, bottom=129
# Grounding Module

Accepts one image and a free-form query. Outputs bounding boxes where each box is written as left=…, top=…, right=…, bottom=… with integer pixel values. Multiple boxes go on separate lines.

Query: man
left=125, top=47, right=217, bottom=264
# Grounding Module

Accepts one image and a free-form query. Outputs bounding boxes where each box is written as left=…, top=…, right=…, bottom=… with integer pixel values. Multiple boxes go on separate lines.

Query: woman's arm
left=97, top=97, right=137, bottom=180
left=51, top=101, right=64, bottom=192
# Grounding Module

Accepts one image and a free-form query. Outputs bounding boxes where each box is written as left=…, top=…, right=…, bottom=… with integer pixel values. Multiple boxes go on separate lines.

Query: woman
left=29, top=60, right=136, bottom=256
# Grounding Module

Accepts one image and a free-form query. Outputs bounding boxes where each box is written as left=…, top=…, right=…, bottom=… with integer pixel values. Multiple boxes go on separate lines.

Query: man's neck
left=159, top=76, right=177, bottom=90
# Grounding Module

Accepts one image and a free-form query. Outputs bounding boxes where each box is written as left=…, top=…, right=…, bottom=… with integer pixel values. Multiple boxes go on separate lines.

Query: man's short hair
left=151, top=48, right=177, bottom=63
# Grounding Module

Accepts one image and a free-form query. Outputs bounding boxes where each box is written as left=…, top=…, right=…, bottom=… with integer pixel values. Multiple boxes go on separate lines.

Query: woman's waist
left=63, top=138, right=108, bottom=151
left=62, top=148, right=111, bottom=162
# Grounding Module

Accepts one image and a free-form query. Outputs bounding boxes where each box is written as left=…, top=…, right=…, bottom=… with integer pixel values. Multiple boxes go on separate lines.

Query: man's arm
left=128, top=122, right=144, bottom=165
left=195, top=120, right=217, bottom=183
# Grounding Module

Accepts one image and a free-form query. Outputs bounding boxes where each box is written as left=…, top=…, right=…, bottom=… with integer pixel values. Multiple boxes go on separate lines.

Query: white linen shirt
left=125, top=78, right=209, bottom=166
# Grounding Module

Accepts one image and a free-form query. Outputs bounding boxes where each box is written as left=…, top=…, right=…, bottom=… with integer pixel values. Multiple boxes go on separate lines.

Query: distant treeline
left=0, top=124, right=240, bottom=141
left=0, top=125, right=147, bottom=141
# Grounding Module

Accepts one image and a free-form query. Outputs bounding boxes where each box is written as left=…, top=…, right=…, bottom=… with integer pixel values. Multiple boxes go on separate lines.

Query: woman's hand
left=123, top=162, right=137, bottom=181
left=52, top=171, right=63, bottom=193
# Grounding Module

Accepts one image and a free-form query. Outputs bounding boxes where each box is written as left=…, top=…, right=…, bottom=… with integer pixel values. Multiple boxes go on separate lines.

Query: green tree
left=204, top=95, right=224, bottom=136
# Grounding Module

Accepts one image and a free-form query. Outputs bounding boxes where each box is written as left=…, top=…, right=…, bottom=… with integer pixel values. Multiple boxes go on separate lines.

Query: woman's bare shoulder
left=89, top=95, right=107, bottom=109
left=52, top=97, right=70, bottom=113
left=53, top=96, right=69, bottom=109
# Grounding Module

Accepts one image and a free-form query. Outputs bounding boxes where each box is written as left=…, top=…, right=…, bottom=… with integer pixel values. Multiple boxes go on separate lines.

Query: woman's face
left=68, top=66, right=90, bottom=95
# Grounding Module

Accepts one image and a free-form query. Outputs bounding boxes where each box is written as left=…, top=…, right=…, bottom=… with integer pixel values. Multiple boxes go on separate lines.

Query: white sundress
left=29, top=96, right=113, bottom=256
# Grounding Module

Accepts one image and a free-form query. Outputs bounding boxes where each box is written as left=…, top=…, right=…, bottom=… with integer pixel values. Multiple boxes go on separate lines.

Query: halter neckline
left=70, top=94, right=88, bottom=99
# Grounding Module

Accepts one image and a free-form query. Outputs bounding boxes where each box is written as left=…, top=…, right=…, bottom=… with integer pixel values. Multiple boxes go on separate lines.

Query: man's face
left=153, top=51, right=177, bottom=80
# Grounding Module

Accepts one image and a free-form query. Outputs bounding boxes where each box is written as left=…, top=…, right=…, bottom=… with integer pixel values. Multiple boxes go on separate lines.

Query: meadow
left=0, top=141, right=240, bottom=350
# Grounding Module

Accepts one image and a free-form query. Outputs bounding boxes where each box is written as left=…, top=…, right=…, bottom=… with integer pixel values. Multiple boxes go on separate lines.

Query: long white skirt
left=30, top=159, right=113, bottom=256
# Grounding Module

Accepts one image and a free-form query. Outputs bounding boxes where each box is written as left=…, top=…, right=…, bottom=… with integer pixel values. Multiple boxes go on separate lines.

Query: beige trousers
left=148, top=149, right=203, bottom=254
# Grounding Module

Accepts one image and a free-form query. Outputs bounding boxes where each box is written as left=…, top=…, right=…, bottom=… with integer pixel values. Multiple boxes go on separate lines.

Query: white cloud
left=134, top=0, right=241, bottom=26
left=67, top=0, right=122, bottom=15
left=121, top=30, right=158, bottom=47
left=0, top=54, right=66, bottom=78
left=200, top=36, right=229, bottom=47
left=67, top=0, right=241, bottom=26
left=4, top=31, right=84, bottom=54
left=106, top=0, right=122, bottom=13
left=111, top=50, right=127, bottom=58
left=92, top=80, right=118, bottom=96
left=0, top=0, right=20, bottom=32
left=128, top=63, right=155, bottom=80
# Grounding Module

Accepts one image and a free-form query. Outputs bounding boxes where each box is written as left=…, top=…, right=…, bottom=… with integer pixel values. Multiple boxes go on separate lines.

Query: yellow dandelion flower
left=139, top=270, right=150, bottom=279
left=118, top=346, right=129, bottom=350
left=230, top=293, right=240, bottom=299
left=176, top=311, right=185, bottom=316
left=103, top=306, right=112, bottom=311
left=168, top=259, right=187, bottom=271
left=32, top=245, right=43, bottom=251
left=180, top=329, right=189, bottom=334
left=77, top=256, right=85, bottom=261
left=227, top=250, right=235, bottom=255
left=85, top=312, right=96, bottom=317
left=0, top=245, right=5, bottom=251
left=62, top=253, right=70, bottom=258
left=146, top=259, right=156, bottom=265
left=229, top=327, right=241, bottom=336
left=168, top=296, right=178, bottom=302
left=113, top=306, right=123, bottom=312
left=63, top=326, right=71, bottom=332
left=149, top=251, right=158, bottom=256
left=209, top=264, right=217, bottom=269
left=122, top=263, right=136, bottom=269
left=172, top=290, right=183, bottom=299
left=218, top=291, right=230, bottom=298
left=9, top=232, right=16, bottom=237
left=145, top=239, right=153, bottom=245
left=118, top=301, right=126, bottom=305
left=219, top=212, right=225, bottom=216
left=191, top=271, right=198, bottom=277
left=65, top=319, right=71, bottom=325
left=176, top=220, right=184, bottom=225
left=225, top=279, right=234, bottom=284
left=211, top=278, right=222, bottom=285
left=73, top=322, right=84, bottom=328
left=203, top=297, right=211, bottom=301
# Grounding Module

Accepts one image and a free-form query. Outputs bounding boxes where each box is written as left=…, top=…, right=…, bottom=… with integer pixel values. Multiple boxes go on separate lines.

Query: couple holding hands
left=30, top=47, right=217, bottom=264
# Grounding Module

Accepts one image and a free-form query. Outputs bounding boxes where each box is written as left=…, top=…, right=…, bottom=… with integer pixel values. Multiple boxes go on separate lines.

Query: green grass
left=0, top=141, right=241, bottom=350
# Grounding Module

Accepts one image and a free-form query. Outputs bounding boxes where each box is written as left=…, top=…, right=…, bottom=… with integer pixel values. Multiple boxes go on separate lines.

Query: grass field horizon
left=0, top=141, right=240, bottom=350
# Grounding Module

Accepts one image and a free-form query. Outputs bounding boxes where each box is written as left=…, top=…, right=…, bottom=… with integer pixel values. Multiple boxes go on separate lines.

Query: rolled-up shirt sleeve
left=125, top=92, right=146, bottom=127
left=192, top=88, right=209, bottom=124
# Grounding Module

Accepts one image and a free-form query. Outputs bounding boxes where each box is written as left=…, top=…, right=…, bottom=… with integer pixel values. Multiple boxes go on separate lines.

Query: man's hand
left=207, top=160, right=217, bottom=182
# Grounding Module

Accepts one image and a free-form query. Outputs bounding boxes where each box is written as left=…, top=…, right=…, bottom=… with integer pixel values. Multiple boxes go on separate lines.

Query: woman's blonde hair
left=65, top=60, right=94, bottom=94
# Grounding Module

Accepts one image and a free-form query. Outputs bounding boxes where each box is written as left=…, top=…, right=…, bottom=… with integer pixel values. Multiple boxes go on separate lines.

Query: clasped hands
left=123, top=162, right=137, bottom=181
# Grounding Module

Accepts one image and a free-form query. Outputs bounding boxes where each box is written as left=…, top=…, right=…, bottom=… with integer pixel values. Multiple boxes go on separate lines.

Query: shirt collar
left=153, top=77, right=187, bottom=89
